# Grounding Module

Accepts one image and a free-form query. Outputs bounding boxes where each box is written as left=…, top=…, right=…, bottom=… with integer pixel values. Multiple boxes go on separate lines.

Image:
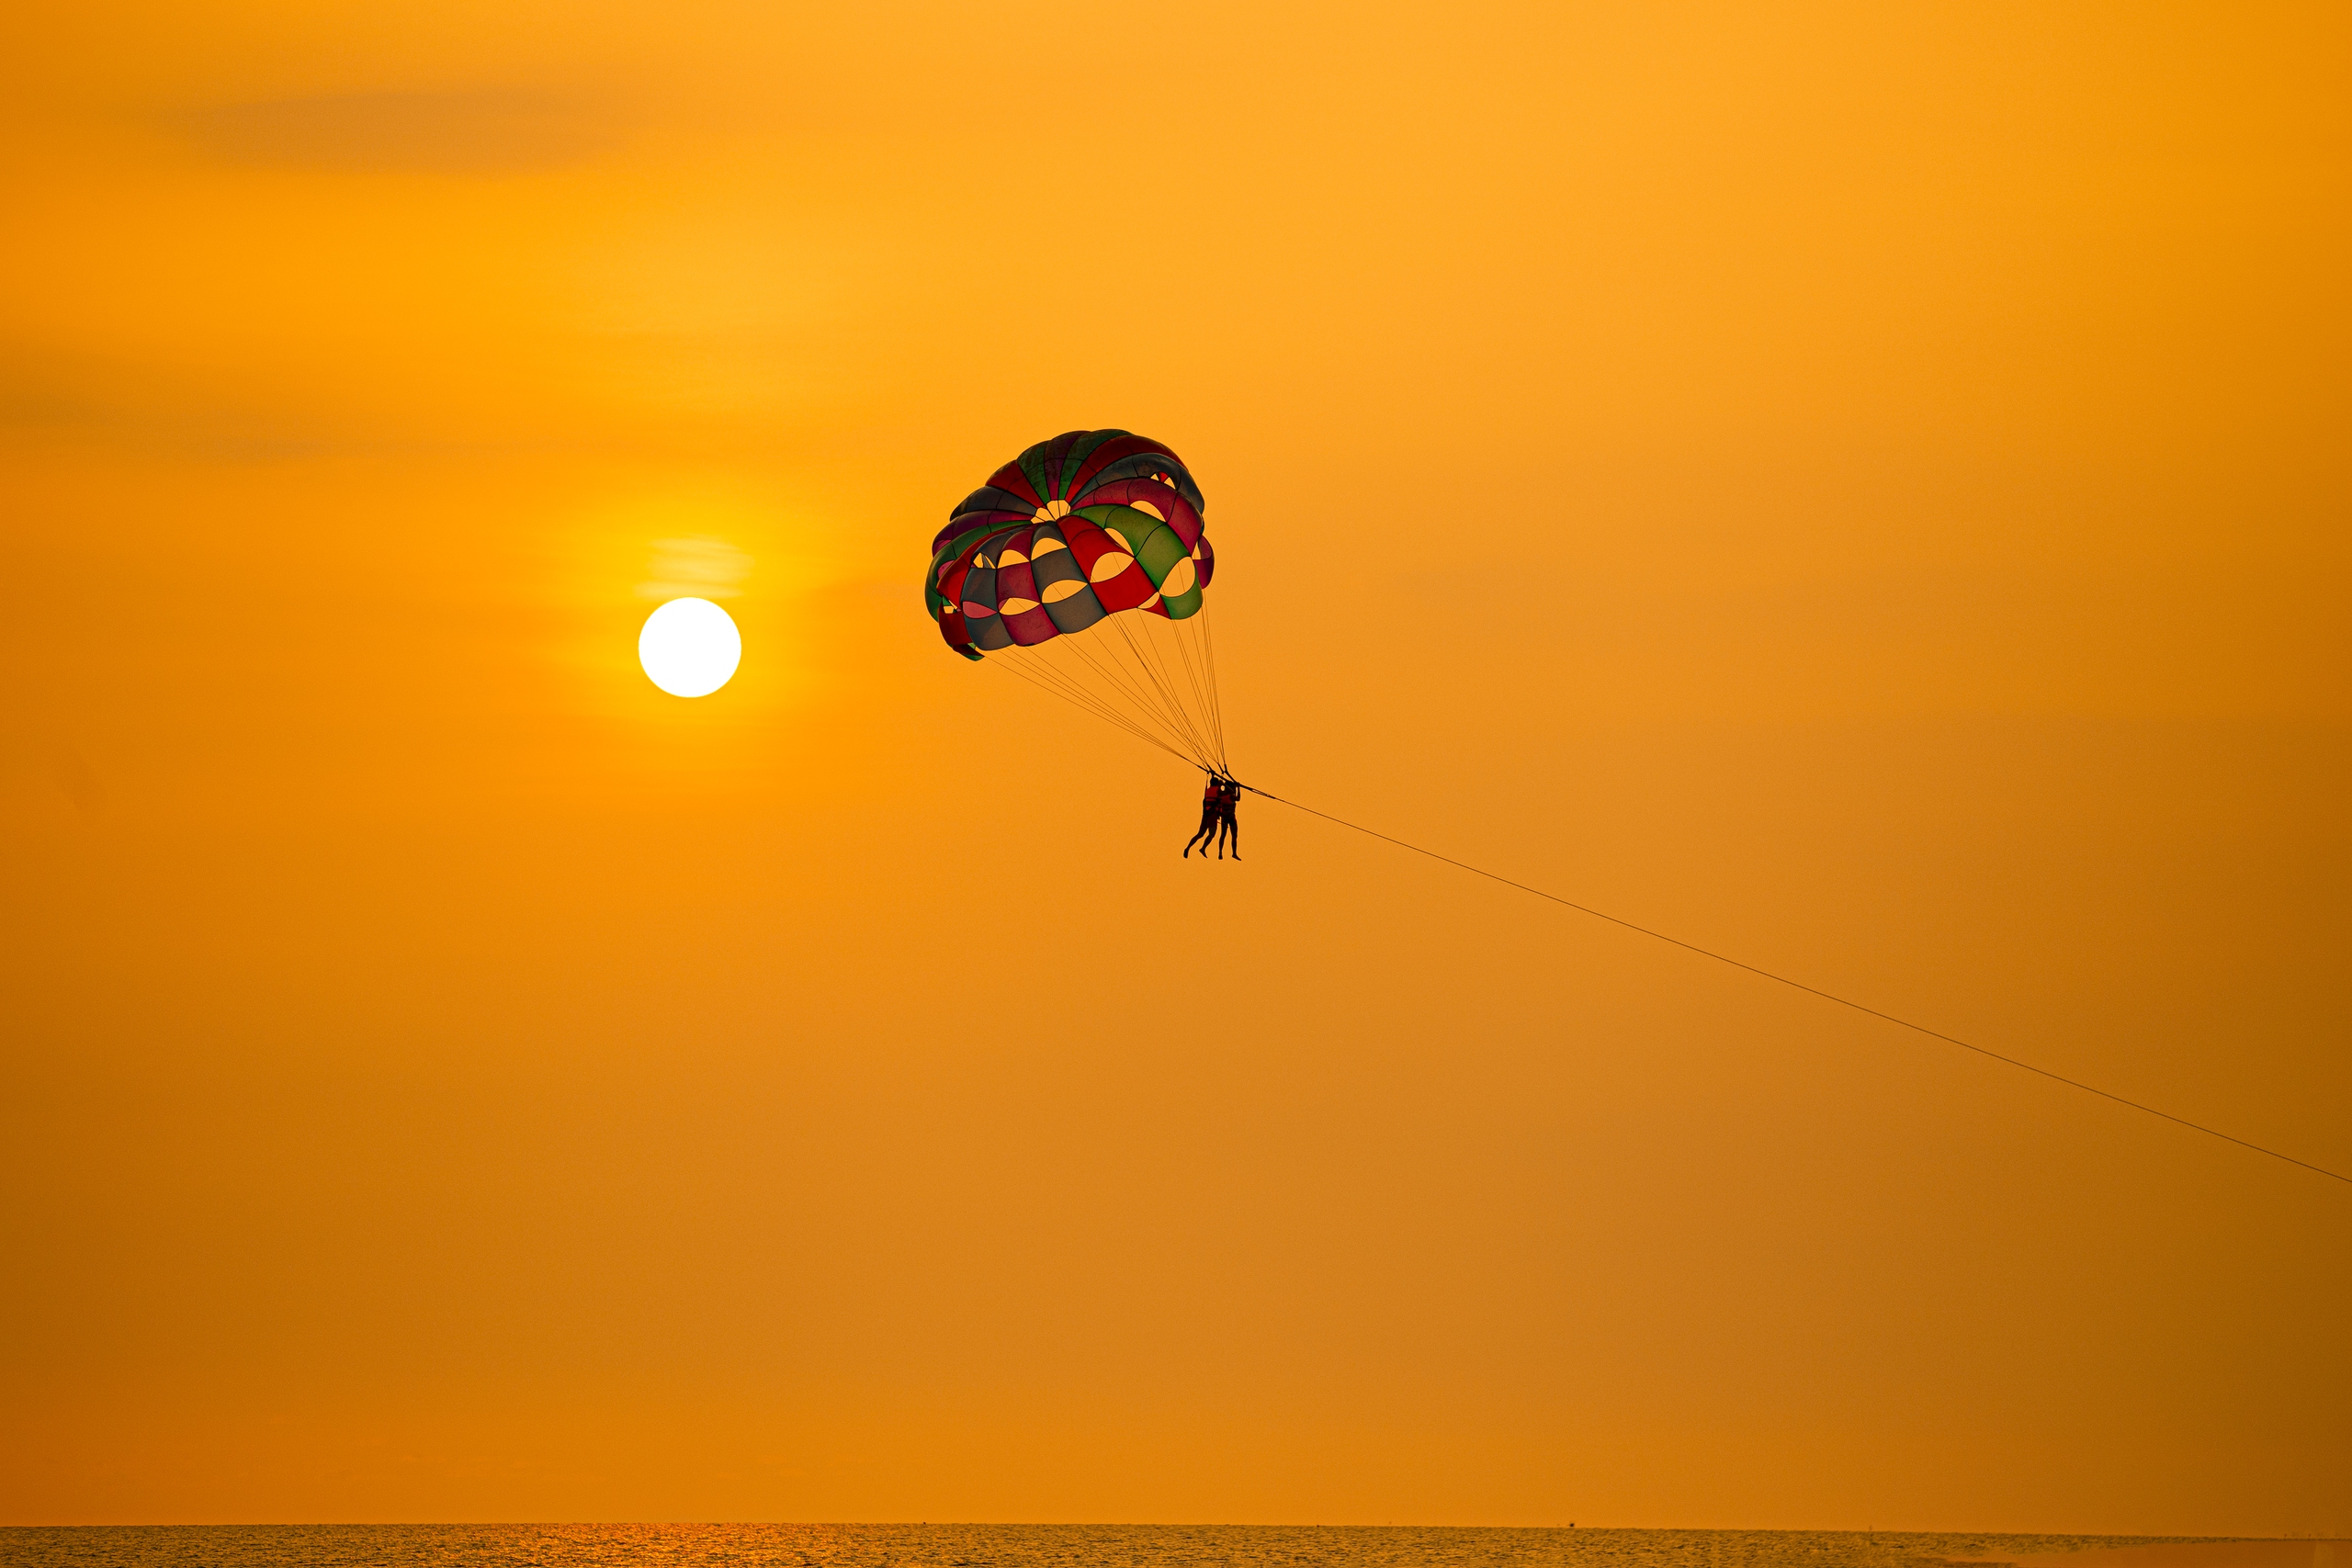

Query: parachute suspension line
left=1108, top=614, right=1204, bottom=762
left=989, top=656, right=1195, bottom=769
left=993, top=650, right=1162, bottom=753
left=1246, top=786, right=2352, bottom=1190
left=1165, top=616, right=1225, bottom=775
left=1195, top=603, right=1230, bottom=772
left=1106, top=613, right=1221, bottom=771
left=1033, top=638, right=1138, bottom=731
left=1104, top=613, right=1188, bottom=740
left=988, top=605, right=1236, bottom=774
left=1160, top=614, right=1221, bottom=775
left=1052, top=624, right=1206, bottom=765
left=1018, top=639, right=1202, bottom=765
left=1006, top=629, right=1194, bottom=757
left=1181, top=614, right=1228, bottom=777
left=1204, top=616, right=1229, bottom=770
left=1046, top=633, right=1194, bottom=768
left=1172, top=614, right=1230, bottom=777
left=988, top=610, right=1235, bottom=777
left=1156, top=611, right=1206, bottom=725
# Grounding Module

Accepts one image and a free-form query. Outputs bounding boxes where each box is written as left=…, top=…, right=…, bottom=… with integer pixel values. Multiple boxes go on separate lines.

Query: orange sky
left=3, top=0, right=2347, bottom=1534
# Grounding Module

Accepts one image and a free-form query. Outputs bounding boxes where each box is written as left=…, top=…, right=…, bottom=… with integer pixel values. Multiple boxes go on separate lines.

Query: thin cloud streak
left=174, top=89, right=625, bottom=174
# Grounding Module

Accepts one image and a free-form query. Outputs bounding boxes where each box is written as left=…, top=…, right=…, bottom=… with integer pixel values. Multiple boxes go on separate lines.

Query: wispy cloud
left=639, top=536, right=752, bottom=601
left=175, top=89, right=622, bottom=174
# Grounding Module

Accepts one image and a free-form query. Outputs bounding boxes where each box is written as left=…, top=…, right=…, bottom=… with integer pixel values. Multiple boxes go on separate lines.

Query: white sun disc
left=639, top=597, right=741, bottom=697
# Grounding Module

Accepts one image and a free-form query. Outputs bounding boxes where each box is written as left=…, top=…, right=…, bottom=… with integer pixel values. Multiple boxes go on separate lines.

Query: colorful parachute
left=925, top=430, right=1230, bottom=774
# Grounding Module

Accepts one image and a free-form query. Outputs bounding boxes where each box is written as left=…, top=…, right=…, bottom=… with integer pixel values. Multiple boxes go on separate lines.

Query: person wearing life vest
left=1213, top=775, right=1241, bottom=861
left=1183, top=773, right=1223, bottom=858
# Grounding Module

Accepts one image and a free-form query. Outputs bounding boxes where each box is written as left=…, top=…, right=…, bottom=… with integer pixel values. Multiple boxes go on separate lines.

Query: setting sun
left=638, top=596, right=741, bottom=697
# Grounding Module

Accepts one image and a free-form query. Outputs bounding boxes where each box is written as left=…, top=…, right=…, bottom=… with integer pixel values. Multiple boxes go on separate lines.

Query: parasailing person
left=1213, top=774, right=1241, bottom=860
left=1184, top=773, right=1223, bottom=858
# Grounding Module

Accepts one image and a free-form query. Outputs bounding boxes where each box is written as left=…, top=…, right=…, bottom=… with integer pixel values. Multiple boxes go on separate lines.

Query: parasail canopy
left=925, top=429, right=1230, bottom=776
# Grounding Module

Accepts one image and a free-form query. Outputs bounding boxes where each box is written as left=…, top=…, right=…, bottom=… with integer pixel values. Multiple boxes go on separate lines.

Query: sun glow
left=638, top=597, right=741, bottom=697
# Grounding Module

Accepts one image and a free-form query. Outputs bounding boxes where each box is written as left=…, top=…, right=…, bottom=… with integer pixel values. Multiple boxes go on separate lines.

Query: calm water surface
left=0, top=1525, right=2239, bottom=1568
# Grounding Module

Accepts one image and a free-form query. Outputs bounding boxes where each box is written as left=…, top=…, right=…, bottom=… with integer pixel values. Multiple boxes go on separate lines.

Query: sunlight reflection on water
left=0, top=1524, right=2239, bottom=1568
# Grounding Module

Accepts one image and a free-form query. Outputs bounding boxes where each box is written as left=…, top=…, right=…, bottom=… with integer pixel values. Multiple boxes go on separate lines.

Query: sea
left=0, top=1525, right=2247, bottom=1568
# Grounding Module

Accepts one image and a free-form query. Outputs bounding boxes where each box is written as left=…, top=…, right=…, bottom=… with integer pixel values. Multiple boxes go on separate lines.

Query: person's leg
left=1184, top=806, right=1214, bottom=856
left=1216, top=808, right=1230, bottom=858
left=1226, top=807, right=1239, bottom=860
